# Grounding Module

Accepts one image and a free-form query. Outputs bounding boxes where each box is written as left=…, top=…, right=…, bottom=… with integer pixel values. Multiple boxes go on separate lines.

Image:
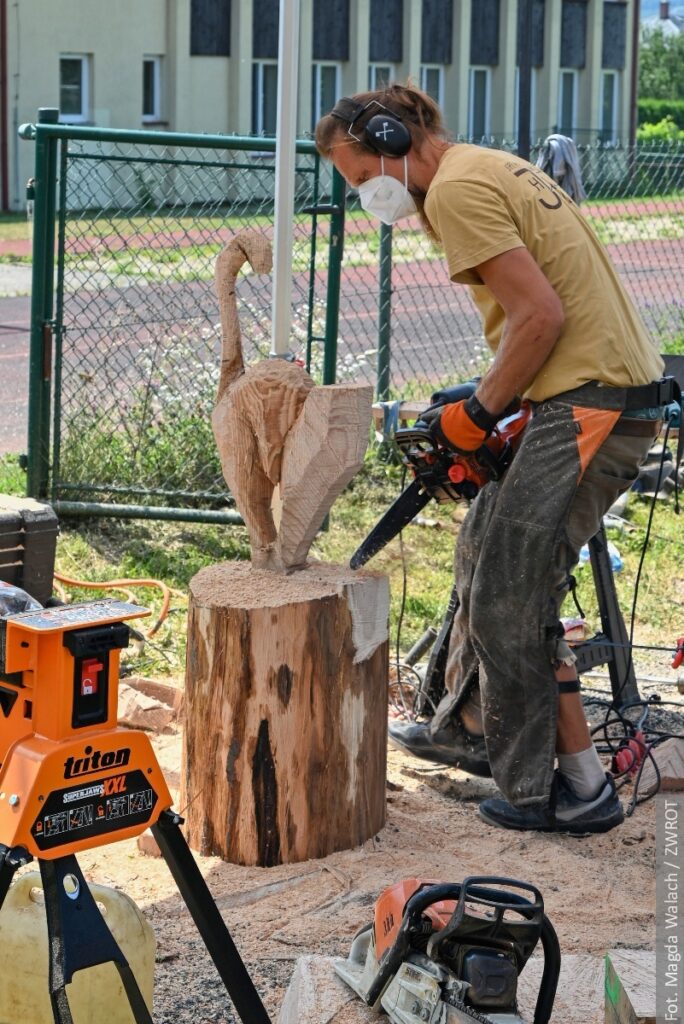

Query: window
left=602, top=1, right=627, bottom=70
left=558, top=69, right=578, bottom=137
left=252, top=61, right=278, bottom=136
left=369, top=0, right=403, bottom=64
left=515, top=67, right=539, bottom=143
left=312, top=63, right=341, bottom=127
left=143, top=57, right=162, bottom=122
left=368, top=64, right=396, bottom=90
left=422, top=0, right=453, bottom=65
left=600, top=71, right=619, bottom=143
left=516, top=0, right=545, bottom=67
left=420, top=65, right=445, bottom=106
left=59, top=55, right=90, bottom=123
left=560, top=0, right=588, bottom=69
left=191, top=0, right=230, bottom=56
left=470, top=0, right=500, bottom=66
left=313, top=0, right=349, bottom=62
left=469, top=68, right=491, bottom=140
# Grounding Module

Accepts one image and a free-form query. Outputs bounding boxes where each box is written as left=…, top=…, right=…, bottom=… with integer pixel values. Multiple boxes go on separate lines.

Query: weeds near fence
left=56, top=297, right=374, bottom=505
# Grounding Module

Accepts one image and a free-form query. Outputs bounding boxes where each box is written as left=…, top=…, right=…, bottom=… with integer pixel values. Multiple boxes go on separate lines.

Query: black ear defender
left=329, top=97, right=412, bottom=157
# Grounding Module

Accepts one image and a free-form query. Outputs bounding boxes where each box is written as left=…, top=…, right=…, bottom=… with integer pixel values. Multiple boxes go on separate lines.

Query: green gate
left=20, top=109, right=346, bottom=523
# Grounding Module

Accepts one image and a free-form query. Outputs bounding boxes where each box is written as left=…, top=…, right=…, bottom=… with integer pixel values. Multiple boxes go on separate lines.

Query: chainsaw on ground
left=350, top=402, right=531, bottom=570
left=335, top=876, right=560, bottom=1024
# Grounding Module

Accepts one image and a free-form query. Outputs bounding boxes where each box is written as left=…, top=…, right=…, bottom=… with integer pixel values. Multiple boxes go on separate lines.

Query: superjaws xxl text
left=0, top=599, right=171, bottom=858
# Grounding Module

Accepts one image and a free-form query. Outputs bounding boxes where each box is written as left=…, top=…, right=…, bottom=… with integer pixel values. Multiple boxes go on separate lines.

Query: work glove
left=426, top=395, right=495, bottom=454
left=421, top=394, right=522, bottom=455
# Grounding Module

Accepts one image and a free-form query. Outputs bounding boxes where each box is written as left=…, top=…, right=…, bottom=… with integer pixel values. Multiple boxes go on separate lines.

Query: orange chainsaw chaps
left=571, top=406, right=621, bottom=480
left=374, top=879, right=457, bottom=961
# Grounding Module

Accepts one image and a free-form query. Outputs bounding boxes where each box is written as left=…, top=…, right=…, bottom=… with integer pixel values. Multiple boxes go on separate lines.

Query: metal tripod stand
left=0, top=810, right=272, bottom=1024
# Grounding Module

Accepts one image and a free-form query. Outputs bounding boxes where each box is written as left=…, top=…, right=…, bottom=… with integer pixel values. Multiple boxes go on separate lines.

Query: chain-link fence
left=334, top=139, right=684, bottom=399
left=20, top=120, right=684, bottom=522
left=21, top=117, right=342, bottom=520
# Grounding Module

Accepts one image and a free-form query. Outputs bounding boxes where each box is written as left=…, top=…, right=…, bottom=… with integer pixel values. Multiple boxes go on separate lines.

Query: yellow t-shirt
left=423, top=145, right=663, bottom=402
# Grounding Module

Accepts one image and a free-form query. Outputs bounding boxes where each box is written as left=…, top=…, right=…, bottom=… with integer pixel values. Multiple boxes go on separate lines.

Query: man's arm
left=474, top=247, right=565, bottom=415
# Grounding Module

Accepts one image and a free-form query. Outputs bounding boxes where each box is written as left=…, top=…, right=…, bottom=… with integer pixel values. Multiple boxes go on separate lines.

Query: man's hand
left=427, top=394, right=498, bottom=454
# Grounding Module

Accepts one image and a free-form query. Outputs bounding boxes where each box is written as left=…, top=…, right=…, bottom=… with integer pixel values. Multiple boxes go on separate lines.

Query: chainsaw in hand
left=350, top=402, right=531, bottom=570
left=335, top=875, right=560, bottom=1024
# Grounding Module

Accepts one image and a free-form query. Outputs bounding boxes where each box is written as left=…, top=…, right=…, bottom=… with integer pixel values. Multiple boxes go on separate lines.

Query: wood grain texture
left=211, top=229, right=372, bottom=571
left=604, top=951, right=655, bottom=1024
left=639, top=738, right=684, bottom=794
left=276, top=384, right=373, bottom=569
left=181, top=562, right=390, bottom=866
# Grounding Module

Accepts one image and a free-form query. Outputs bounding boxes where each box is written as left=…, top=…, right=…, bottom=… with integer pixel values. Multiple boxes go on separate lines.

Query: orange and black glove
left=424, top=394, right=520, bottom=454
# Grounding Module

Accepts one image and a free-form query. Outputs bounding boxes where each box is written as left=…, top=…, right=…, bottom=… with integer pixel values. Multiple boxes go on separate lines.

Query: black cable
left=394, top=464, right=409, bottom=692
left=612, top=418, right=675, bottom=707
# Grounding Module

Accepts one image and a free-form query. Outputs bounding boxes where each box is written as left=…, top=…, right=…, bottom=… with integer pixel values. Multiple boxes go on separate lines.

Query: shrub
left=637, top=116, right=684, bottom=142
left=638, top=99, right=684, bottom=131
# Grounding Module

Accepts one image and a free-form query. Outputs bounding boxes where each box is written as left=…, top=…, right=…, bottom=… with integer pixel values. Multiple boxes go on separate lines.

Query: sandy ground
left=23, top=681, right=666, bottom=1024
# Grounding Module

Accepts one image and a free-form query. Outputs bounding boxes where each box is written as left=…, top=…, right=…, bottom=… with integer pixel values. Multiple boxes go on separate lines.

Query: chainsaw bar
left=349, top=478, right=431, bottom=569
left=443, top=995, right=498, bottom=1023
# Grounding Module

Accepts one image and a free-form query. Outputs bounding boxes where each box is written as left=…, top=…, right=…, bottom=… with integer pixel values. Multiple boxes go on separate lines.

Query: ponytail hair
left=315, top=81, right=449, bottom=158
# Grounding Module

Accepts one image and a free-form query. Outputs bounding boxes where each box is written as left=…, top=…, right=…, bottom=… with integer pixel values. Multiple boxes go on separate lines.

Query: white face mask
left=357, top=156, right=417, bottom=225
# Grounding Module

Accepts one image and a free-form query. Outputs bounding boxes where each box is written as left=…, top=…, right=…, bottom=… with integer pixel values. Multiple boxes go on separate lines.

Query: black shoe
left=388, top=719, right=491, bottom=777
left=478, top=771, right=624, bottom=835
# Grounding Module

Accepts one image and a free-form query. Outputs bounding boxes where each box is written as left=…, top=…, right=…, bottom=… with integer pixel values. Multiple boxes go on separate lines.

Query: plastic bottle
left=578, top=542, right=623, bottom=573
left=0, top=872, right=156, bottom=1023
left=0, top=581, right=42, bottom=617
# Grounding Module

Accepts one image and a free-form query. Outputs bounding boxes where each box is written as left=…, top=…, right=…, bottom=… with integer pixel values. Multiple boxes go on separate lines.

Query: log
left=181, top=561, right=389, bottom=866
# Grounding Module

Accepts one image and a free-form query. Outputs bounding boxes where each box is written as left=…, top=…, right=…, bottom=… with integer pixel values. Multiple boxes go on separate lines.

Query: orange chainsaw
left=335, top=876, right=560, bottom=1024
left=350, top=402, right=531, bottom=570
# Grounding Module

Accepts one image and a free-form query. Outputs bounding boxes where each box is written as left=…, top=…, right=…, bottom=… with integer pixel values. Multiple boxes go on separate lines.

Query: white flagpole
left=270, top=0, right=300, bottom=357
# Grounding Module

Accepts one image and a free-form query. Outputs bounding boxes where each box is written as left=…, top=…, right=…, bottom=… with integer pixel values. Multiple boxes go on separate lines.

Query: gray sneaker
left=478, top=771, right=624, bottom=835
left=388, top=718, right=491, bottom=777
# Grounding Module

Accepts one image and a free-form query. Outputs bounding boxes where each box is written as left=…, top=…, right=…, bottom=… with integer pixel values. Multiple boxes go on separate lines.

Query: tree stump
left=181, top=561, right=389, bottom=866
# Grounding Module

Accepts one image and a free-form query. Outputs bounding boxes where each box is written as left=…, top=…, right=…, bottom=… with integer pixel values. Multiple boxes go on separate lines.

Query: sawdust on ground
left=29, top=678, right=664, bottom=1024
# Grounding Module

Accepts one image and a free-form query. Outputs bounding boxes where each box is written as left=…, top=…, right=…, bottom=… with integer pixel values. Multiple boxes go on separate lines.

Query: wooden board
left=639, top=738, right=684, bottom=793
left=605, top=950, right=656, bottom=1024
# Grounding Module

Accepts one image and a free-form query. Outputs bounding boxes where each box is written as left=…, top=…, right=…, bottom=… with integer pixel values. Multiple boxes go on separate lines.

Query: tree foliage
left=639, top=27, right=684, bottom=101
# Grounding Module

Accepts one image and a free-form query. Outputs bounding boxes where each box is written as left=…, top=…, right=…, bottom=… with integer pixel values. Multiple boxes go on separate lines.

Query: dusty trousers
left=430, top=392, right=659, bottom=807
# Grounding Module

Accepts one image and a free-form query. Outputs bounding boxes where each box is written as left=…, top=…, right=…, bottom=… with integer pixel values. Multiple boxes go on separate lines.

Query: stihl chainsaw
left=335, top=876, right=560, bottom=1024
left=350, top=403, right=531, bottom=570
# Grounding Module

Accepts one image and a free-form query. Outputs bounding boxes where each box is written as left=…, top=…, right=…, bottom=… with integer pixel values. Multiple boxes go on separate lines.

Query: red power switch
left=80, top=658, right=103, bottom=696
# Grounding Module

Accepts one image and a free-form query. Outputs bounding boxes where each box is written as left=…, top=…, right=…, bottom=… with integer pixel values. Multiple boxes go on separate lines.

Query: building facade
left=1, top=0, right=640, bottom=211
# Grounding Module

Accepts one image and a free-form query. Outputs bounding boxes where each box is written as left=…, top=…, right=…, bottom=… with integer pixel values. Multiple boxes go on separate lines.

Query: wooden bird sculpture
left=212, top=230, right=372, bottom=571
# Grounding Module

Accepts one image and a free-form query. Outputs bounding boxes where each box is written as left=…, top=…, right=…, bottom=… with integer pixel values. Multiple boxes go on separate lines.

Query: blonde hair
left=314, top=81, right=449, bottom=159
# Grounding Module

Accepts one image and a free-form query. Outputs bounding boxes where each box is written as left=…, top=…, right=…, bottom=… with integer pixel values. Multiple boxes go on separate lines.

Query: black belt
left=554, top=377, right=680, bottom=411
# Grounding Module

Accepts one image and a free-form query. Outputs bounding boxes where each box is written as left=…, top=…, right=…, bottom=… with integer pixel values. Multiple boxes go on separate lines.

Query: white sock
left=557, top=746, right=606, bottom=800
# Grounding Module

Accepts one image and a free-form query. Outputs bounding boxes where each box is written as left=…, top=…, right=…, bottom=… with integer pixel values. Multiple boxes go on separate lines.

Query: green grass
left=0, top=254, right=31, bottom=265
left=0, top=454, right=26, bottom=494
left=2, top=448, right=682, bottom=683
left=661, top=331, right=684, bottom=356
left=0, top=214, right=30, bottom=242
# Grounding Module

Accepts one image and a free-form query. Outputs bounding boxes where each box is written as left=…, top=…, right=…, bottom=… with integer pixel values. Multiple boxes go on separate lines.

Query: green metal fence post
left=376, top=222, right=393, bottom=401
left=322, top=167, right=346, bottom=385
left=26, top=108, right=59, bottom=499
